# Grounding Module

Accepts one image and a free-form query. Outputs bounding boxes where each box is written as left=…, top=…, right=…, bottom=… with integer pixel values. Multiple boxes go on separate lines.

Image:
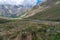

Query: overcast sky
left=0, top=0, right=45, bottom=5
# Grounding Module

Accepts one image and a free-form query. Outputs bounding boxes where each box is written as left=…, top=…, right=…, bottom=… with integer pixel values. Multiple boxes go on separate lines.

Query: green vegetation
left=53, top=33, right=60, bottom=40
left=21, top=24, right=60, bottom=40
left=0, top=19, right=60, bottom=40
left=27, top=4, right=60, bottom=21
left=0, top=18, right=21, bottom=24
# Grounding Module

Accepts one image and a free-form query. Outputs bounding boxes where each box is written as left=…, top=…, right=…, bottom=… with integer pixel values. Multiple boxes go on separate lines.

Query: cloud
left=0, top=0, right=24, bottom=5
left=22, top=0, right=43, bottom=7
left=23, top=0, right=37, bottom=6
left=0, top=0, right=43, bottom=6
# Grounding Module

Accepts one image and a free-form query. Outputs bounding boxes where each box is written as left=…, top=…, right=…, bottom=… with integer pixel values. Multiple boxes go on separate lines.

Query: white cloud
left=0, top=0, right=24, bottom=5
left=0, top=0, right=44, bottom=6
left=23, top=0, right=37, bottom=6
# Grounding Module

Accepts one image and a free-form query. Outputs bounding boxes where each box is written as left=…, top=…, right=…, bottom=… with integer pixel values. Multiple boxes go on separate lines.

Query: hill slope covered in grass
left=0, top=20, right=60, bottom=40
left=27, top=4, right=60, bottom=21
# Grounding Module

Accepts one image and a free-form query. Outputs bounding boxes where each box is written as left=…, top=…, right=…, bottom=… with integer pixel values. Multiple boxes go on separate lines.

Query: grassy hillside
left=27, top=4, right=60, bottom=21
left=0, top=20, right=60, bottom=40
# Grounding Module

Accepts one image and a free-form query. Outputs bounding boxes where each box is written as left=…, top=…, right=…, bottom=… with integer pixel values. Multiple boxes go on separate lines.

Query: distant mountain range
left=0, top=4, right=33, bottom=18
left=0, top=0, right=46, bottom=18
